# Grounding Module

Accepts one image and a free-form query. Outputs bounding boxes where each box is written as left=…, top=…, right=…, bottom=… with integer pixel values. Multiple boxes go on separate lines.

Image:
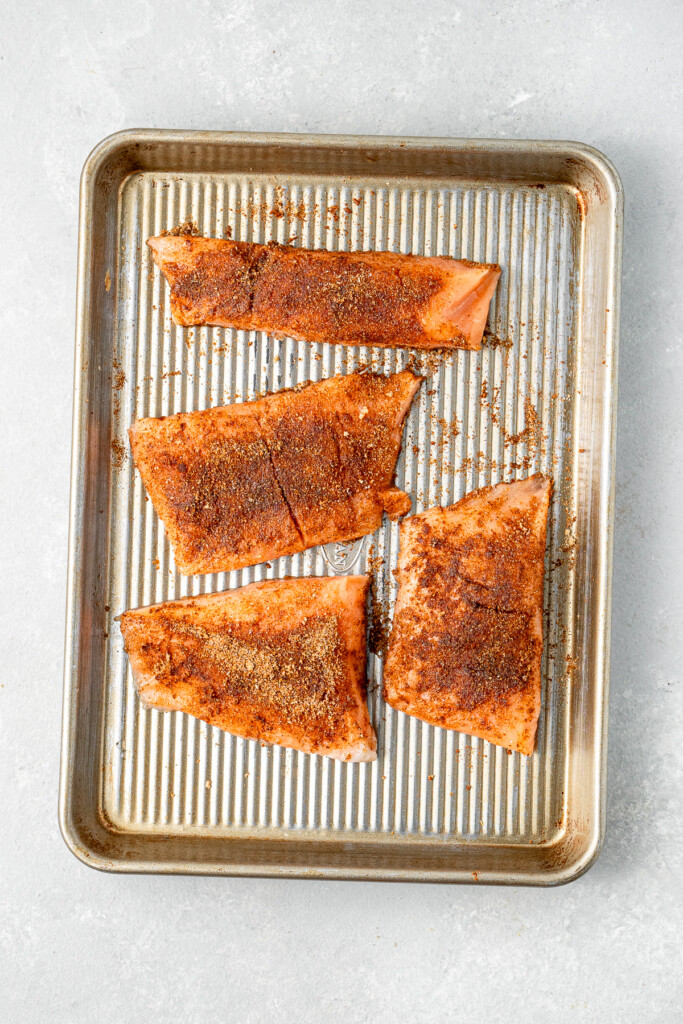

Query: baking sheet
left=60, top=131, right=622, bottom=883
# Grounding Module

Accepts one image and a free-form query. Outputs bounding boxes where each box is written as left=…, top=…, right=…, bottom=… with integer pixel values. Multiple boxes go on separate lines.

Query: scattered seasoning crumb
left=505, top=398, right=542, bottom=449
left=565, top=654, right=578, bottom=679
left=243, top=194, right=308, bottom=222
left=161, top=220, right=199, bottom=237
left=111, top=438, right=126, bottom=469
left=368, top=567, right=390, bottom=657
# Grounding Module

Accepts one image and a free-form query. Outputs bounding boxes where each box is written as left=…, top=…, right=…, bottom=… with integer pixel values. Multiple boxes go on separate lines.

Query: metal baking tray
left=60, top=130, right=622, bottom=884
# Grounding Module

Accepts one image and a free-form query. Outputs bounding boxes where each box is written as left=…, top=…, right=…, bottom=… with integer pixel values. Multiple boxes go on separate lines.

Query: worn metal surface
left=59, top=130, right=622, bottom=883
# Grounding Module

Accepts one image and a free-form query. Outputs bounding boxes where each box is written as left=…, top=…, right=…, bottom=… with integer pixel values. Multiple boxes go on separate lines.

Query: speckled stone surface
left=2, top=1, right=682, bottom=1020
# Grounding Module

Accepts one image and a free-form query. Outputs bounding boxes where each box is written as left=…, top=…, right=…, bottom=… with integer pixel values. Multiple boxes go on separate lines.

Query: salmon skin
left=147, top=235, right=501, bottom=351
left=129, top=370, right=421, bottom=575
left=119, top=576, right=376, bottom=762
left=383, top=475, right=552, bottom=756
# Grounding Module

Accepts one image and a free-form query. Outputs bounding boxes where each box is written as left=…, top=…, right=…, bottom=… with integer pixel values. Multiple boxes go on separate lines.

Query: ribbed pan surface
left=103, top=170, right=578, bottom=844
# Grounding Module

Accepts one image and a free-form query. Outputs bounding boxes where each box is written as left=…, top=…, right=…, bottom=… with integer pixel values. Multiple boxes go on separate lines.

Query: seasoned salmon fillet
left=129, top=370, right=421, bottom=574
left=148, top=236, right=501, bottom=351
left=119, top=576, right=376, bottom=761
left=383, top=475, right=552, bottom=755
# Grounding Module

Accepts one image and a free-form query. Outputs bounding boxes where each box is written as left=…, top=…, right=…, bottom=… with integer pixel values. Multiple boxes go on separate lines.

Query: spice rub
left=148, top=235, right=501, bottom=351
left=129, top=370, right=421, bottom=574
left=383, top=475, right=552, bottom=755
left=119, top=575, right=376, bottom=761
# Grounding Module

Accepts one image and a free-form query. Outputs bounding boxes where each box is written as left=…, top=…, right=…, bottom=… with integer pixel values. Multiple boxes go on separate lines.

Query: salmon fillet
left=383, top=475, right=552, bottom=755
left=129, top=370, right=421, bottom=574
left=119, top=576, right=376, bottom=761
left=148, top=236, right=501, bottom=351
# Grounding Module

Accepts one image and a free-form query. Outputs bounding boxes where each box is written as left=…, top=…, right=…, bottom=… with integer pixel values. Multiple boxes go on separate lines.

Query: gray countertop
left=2, top=1, right=681, bottom=1020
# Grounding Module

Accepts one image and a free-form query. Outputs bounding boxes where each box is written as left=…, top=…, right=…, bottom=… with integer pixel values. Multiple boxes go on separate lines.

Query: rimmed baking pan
left=60, top=130, right=622, bottom=883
